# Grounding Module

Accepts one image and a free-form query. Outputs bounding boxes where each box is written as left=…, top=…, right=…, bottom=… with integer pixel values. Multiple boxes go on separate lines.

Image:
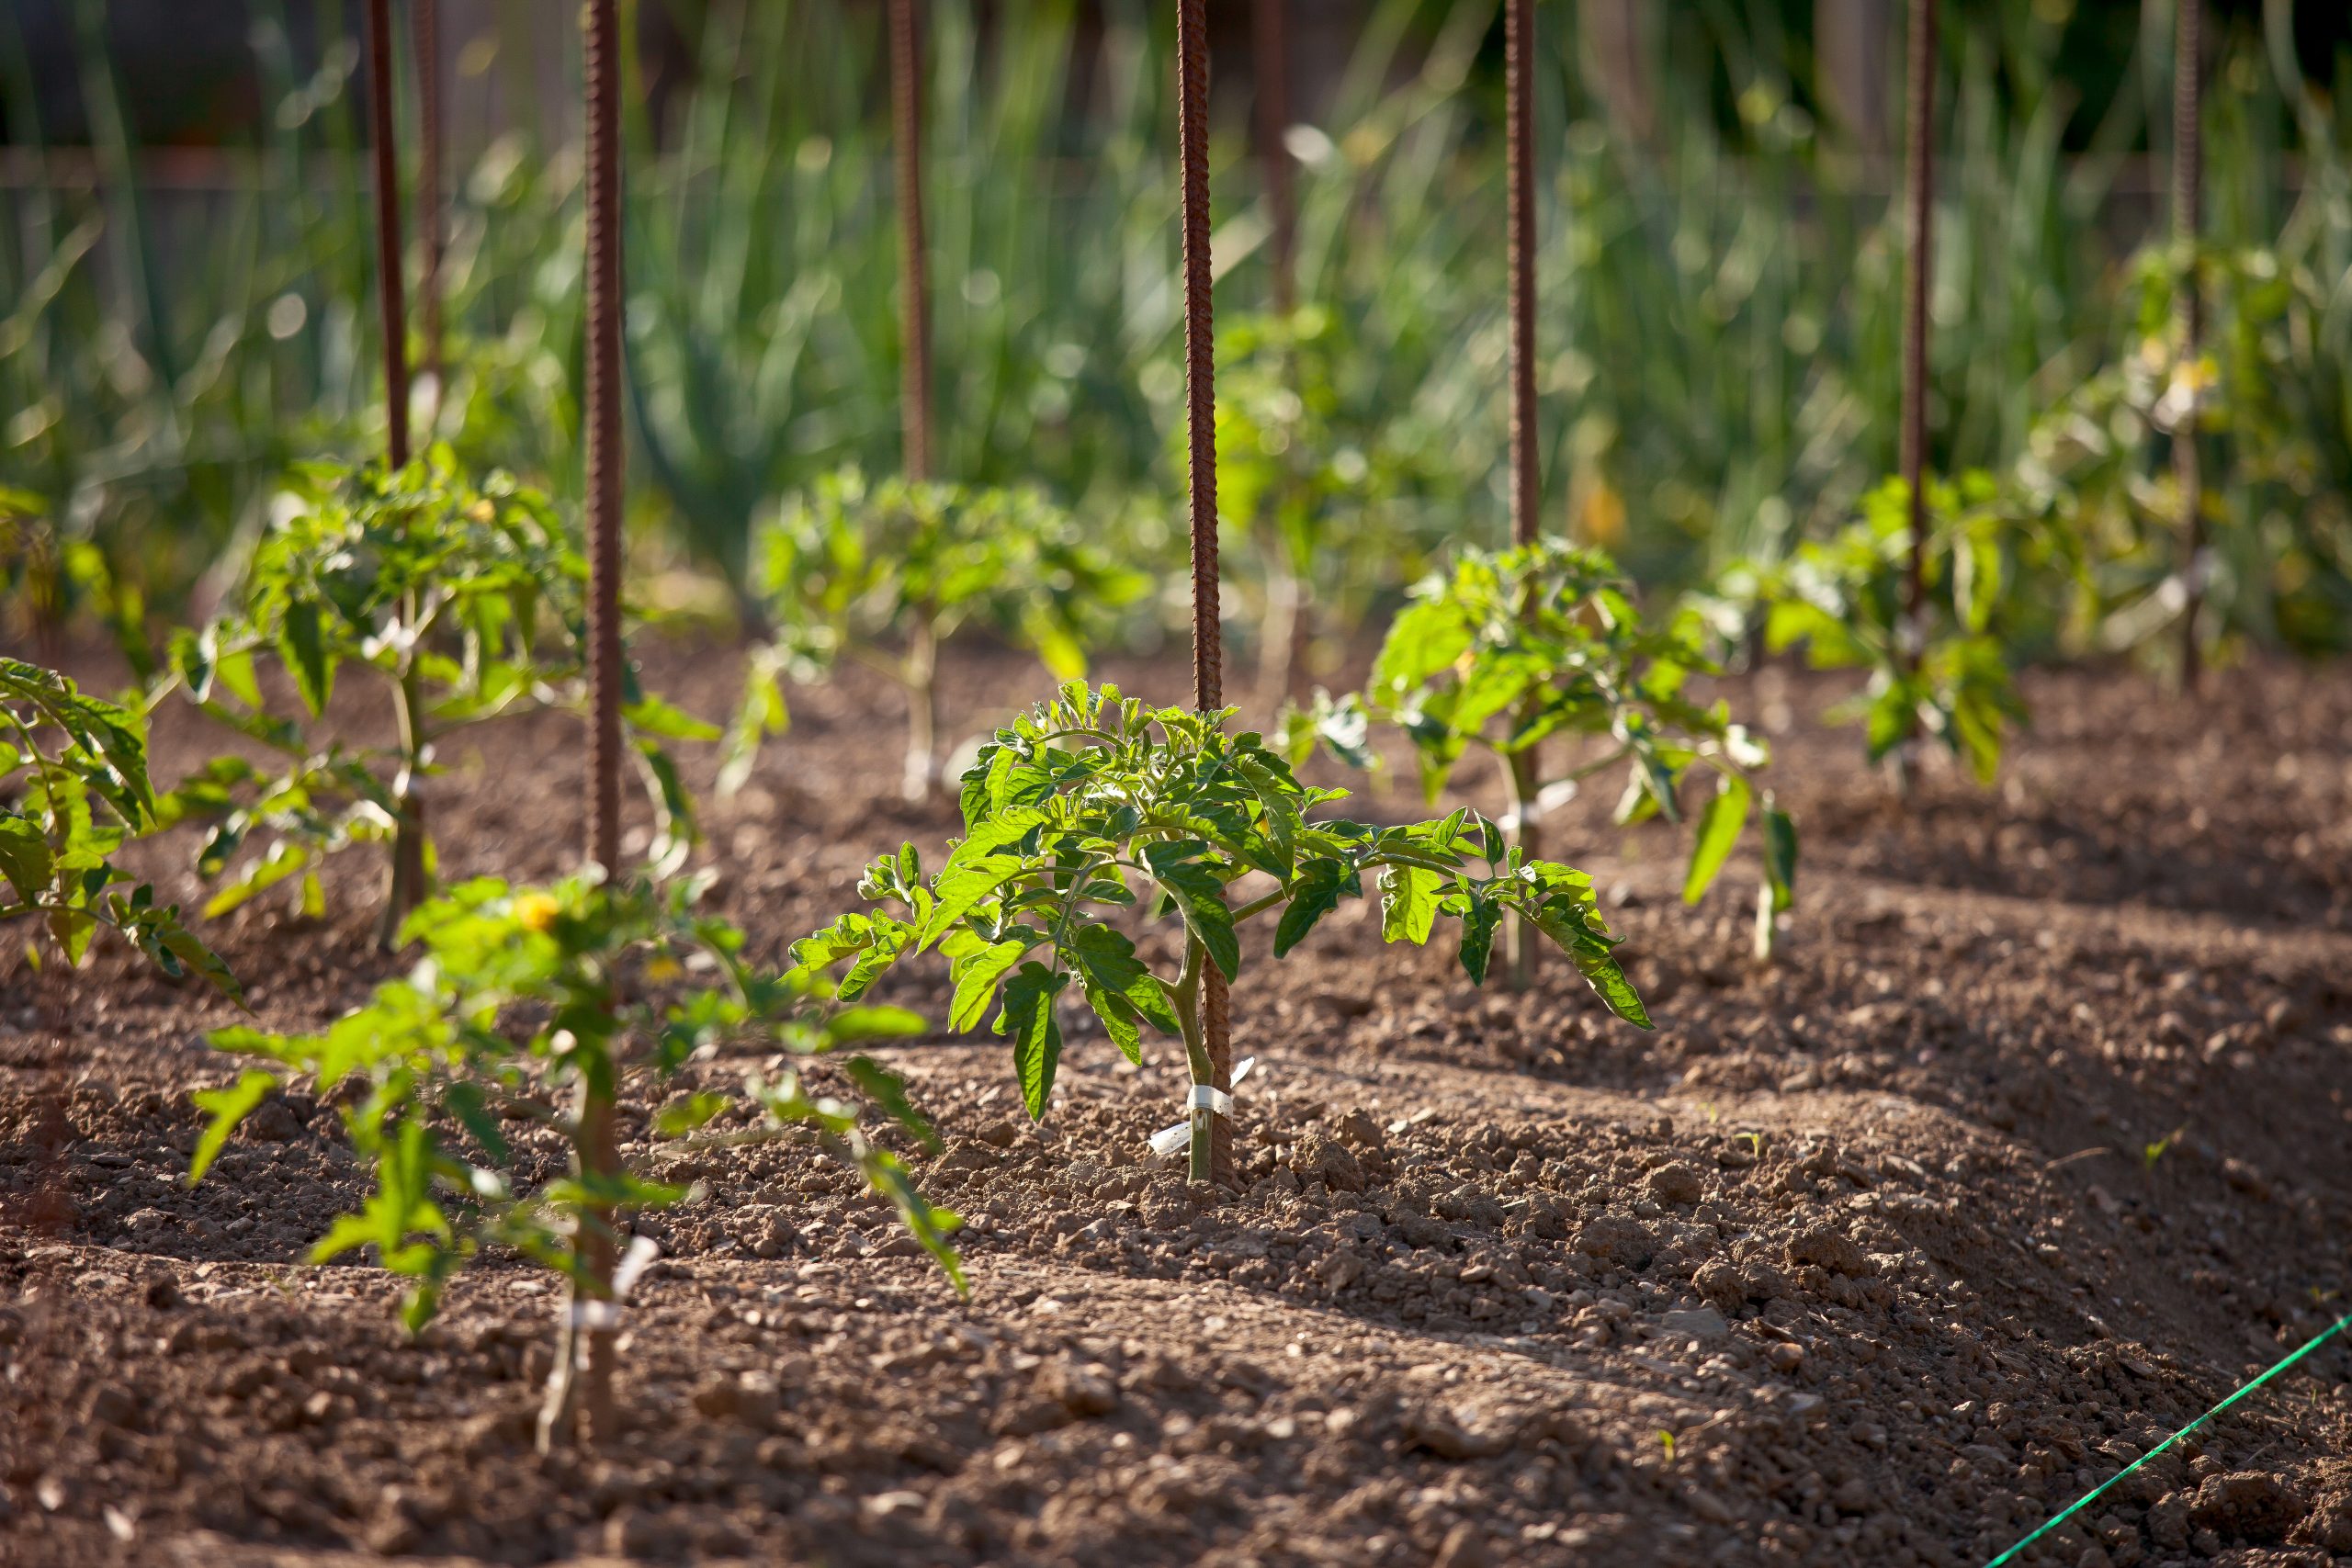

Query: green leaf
left=996, top=962, right=1068, bottom=1121
left=654, top=1092, right=731, bottom=1137
left=841, top=1055, right=940, bottom=1153
left=279, top=599, right=334, bottom=716
left=160, top=923, right=245, bottom=1007
left=188, top=1070, right=278, bottom=1183
left=1529, top=901, right=1653, bottom=1028
left=918, top=853, right=1025, bottom=952
left=1762, top=805, right=1798, bottom=914
left=1066, top=922, right=1175, bottom=1064
left=0, top=816, right=54, bottom=905
left=1141, top=840, right=1238, bottom=981
left=1272, top=858, right=1349, bottom=957
left=1378, top=863, right=1442, bottom=946
left=826, top=1004, right=927, bottom=1042
left=1681, top=772, right=1752, bottom=906
left=945, top=934, right=1033, bottom=1033
left=624, top=694, right=723, bottom=742
left=1453, top=889, right=1502, bottom=985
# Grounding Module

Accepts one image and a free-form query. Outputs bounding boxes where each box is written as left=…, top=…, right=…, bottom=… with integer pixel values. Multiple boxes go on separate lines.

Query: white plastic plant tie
left=1148, top=1055, right=1256, bottom=1156
left=560, top=1235, right=660, bottom=1331
left=566, top=1300, right=623, bottom=1330
left=612, top=1234, right=660, bottom=1301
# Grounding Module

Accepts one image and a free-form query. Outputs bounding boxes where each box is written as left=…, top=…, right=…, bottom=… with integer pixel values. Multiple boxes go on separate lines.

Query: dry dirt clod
left=2186, top=1471, right=2306, bottom=1543
left=1432, top=1521, right=1492, bottom=1568
left=1643, top=1162, right=1704, bottom=1206
left=1785, top=1225, right=1874, bottom=1278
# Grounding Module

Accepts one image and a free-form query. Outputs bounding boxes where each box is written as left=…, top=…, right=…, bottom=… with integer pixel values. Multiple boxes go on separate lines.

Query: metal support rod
left=1505, top=0, right=1538, bottom=548
left=558, top=0, right=628, bottom=1450
left=1899, top=0, right=1936, bottom=762
left=2174, top=0, right=2204, bottom=689
left=413, top=0, right=443, bottom=424
left=1175, top=0, right=1232, bottom=1189
left=888, top=0, right=933, bottom=483
left=364, top=0, right=408, bottom=468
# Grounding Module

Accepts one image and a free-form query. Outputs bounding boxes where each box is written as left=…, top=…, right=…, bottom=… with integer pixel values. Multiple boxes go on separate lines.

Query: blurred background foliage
left=1, top=0, right=2348, bottom=669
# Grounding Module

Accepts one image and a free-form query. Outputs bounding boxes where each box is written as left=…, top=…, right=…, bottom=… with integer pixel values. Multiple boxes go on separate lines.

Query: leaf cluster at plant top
left=1715, top=471, right=2070, bottom=785
left=195, top=869, right=963, bottom=1335
left=790, top=682, right=1651, bottom=1176
left=1289, top=539, right=1794, bottom=918
left=153, top=448, right=715, bottom=924
left=0, top=655, right=240, bottom=1000
left=1204, top=307, right=1458, bottom=701
left=2018, top=236, right=2352, bottom=663
left=725, top=466, right=1150, bottom=797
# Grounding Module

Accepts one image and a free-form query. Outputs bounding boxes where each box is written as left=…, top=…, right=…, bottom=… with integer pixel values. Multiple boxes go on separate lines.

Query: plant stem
left=1170, top=935, right=1217, bottom=1185
left=902, top=611, right=938, bottom=802
left=376, top=615, right=428, bottom=949
left=1253, top=534, right=1302, bottom=719
left=1504, top=734, right=1542, bottom=990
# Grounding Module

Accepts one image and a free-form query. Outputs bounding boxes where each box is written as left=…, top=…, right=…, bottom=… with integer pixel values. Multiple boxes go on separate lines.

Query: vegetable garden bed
left=4, top=639, right=2350, bottom=1568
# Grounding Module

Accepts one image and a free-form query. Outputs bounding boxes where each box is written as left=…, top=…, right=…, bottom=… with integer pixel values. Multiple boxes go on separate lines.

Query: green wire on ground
left=1984, top=1309, right=2352, bottom=1567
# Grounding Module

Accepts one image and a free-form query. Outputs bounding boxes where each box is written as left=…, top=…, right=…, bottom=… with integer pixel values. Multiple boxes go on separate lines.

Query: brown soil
left=4, top=642, right=2351, bottom=1568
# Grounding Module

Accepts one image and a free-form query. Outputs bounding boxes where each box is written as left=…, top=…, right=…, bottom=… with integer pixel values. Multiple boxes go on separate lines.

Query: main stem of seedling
left=901, top=612, right=938, bottom=802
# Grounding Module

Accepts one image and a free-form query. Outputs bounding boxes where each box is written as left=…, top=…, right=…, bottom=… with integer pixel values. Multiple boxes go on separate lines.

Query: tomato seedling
left=153, top=450, right=714, bottom=942
left=1207, top=308, right=1452, bottom=709
left=1724, top=471, right=2055, bottom=788
left=0, top=657, right=241, bottom=1000
left=1290, top=540, right=1794, bottom=974
left=192, top=869, right=962, bottom=1442
left=791, top=682, right=1651, bottom=1185
left=724, top=467, right=1147, bottom=800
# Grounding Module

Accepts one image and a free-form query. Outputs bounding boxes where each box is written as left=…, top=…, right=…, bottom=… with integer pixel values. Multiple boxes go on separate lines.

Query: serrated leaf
left=1377, top=863, right=1442, bottom=946
left=280, top=599, right=334, bottom=716
left=1529, top=900, right=1653, bottom=1028
left=1454, top=889, right=1502, bottom=985
left=946, top=935, right=1033, bottom=1032
left=0, top=816, right=54, bottom=905
left=996, top=962, right=1067, bottom=1120
left=1272, top=857, right=1349, bottom=956
left=918, top=853, right=1024, bottom=952
left=1141, top=840, right=1238, bottom=981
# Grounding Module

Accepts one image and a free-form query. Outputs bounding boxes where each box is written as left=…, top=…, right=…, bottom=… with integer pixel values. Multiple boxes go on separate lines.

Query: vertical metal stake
left=2173, top=0, right=2204, bottom=690
left=1897, top=0, right=1937, bottom=789
left=1175, top=0, right=1232, bottom=1189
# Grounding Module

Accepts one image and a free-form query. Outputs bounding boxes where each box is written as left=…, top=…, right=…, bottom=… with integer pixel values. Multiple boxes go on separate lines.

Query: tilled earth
left=4, top=643, right=2351, bottom=1568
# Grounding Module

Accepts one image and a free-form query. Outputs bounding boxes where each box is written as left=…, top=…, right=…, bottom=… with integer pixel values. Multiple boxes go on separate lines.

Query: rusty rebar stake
left=1504, top=0, right=1538, bottom=549
left=2173, top=0, right=2204, bottom=689
left=888, top=0, right=933, bottom=483
left=1898, top=0, right=1937, bottom=780
left=364, top=0, right=408, bottom=468
left=1175, top=0, right=1232, bottom=1190
left=413, top=0, right=443, bottom=425
left=548, top=0, right=628, bottom=1452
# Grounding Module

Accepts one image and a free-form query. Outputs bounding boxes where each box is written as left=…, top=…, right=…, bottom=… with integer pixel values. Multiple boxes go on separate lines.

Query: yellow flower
left=513, top=891, right=561, bottom=933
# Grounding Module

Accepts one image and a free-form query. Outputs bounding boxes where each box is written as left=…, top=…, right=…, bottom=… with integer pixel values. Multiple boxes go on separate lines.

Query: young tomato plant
left=153, top=449, right=714, bottom=942
left=2019, top=238, right=2351, bottom=665
left=1290, top=541, right=1794, bottom=974
left=724, top=467, right=1147, bottom=801
left=0, top=658, right=240, bottom=999
left=191, top=870, right=962, bottom=1445
left=1726, top=471, right=2059, bottom=789
left=790, top=682, right=1651, bottom=1185
left=1208, top=308, right=1452, bottom=710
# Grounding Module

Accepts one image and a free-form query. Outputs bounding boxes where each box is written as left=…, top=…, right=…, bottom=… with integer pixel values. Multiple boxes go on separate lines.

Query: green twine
left=1983, top=1308, right=2352, bottom=1568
